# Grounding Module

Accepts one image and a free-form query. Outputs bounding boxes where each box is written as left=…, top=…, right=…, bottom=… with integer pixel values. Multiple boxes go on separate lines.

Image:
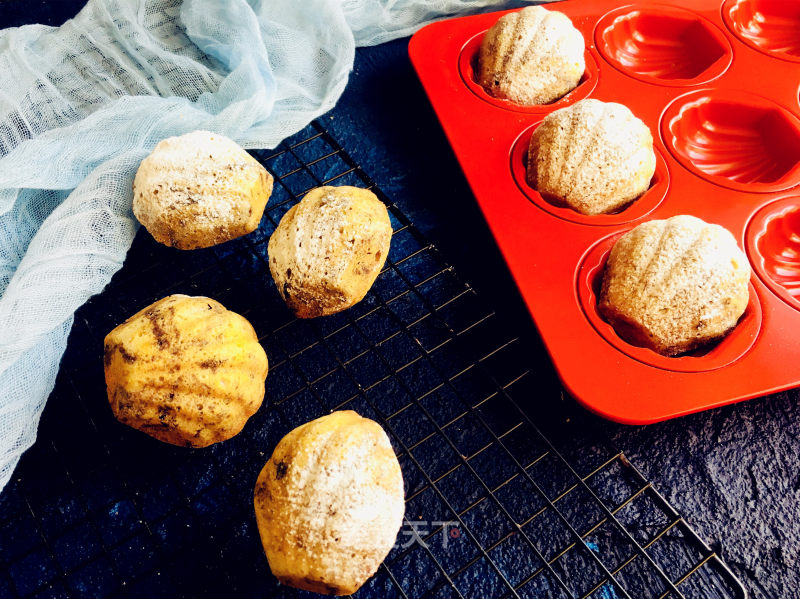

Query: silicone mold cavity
left=510, top=124, right=668, bottom=225
left=724, top=0, right=800, bottom=62
left=578, top=233, right=762, bottom=373
left=747, top=198, right=800, bottom=311
left=596, top=6, right=731, bottom=84
left=663, top=90, right=800, bottom=192
left=409, top=0, right=800, bottom=423
left=458, top=31, right=599, bottom=113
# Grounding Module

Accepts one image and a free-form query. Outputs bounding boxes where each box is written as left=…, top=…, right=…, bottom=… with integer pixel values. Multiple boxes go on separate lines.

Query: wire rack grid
left=0, top=122, right=746, bottom=599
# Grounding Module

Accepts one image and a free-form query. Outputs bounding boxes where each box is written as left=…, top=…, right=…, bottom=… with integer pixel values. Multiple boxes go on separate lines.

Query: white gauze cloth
left=0, top=0, right=540, bottom=492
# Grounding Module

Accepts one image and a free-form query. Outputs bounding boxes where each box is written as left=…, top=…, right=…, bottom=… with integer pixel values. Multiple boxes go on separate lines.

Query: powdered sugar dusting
left=528, top=98, right=656, bottom=215
left=132, top=130, right=271, bottom=248
left=254, top=411, right=405, bottom=594
left=478, top=6, right=585, bottom=105
left=267, top=186, right=392, bottom=318
left=293, top=188, right=357, bottom=282
left=600, top=215, right=751, bottom=355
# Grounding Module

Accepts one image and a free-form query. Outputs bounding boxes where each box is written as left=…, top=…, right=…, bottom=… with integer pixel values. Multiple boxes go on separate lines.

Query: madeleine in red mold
left=527, top=99, right=656, bottom=215
left=599, top=215, right=751, bottom=356
left=478, top=6, right=585, bottom=106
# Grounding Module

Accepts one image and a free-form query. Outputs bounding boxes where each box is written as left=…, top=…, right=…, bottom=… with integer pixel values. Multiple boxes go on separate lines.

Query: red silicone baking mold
left=409, top=0, right=800, bottom=424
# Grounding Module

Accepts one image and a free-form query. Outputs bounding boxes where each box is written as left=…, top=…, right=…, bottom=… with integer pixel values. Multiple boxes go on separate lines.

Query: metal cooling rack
left=0, top=122, right=747, bottom=599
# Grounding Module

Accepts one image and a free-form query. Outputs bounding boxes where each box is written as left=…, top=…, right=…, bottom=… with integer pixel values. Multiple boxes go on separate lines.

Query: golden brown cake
left=104, top=295, right=268, bottom=447
left=478, top=6, right=585, bottom=105
left=268, top=186, right=392, bottom=318
left=599, top=215, right=751, bottom=356
left=254, top=411, right=405, bottom=595
left=527, top=99, right=656, bottom=215
left=133, top=130, right=273, bottom=249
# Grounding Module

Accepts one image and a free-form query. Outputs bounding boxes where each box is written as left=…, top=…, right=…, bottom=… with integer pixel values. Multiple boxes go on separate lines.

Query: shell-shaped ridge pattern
left=726, top=0, right=800, bottom=60
left=667, top=95, right=800, bottom=187
left=478, top=6, right=585, bottom=106
left=527, top=99, right=656, bottom=215
left=599, top=8, right=728, bottom=80
left=599, top=216, right=751, bottom=356
left=757, top=205, right=800, bottom=301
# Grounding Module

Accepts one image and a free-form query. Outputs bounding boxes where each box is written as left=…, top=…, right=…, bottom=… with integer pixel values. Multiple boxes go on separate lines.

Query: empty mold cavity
left=747, top=198, right=800, bottom=311
left=578, top=233, right=762, bottom=373
left=458, top=31, right=598, bottom=113
left=724, top=0, right=800, bottom=61
left=662, top=90, right=800, bottom=192
left=596, top=6, right=731, bottom=84
left=509, top=124, right=668, bottom=225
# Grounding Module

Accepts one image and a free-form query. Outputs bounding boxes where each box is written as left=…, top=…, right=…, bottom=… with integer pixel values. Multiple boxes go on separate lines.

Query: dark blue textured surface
left=0, top=2, right=796, bottom=598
